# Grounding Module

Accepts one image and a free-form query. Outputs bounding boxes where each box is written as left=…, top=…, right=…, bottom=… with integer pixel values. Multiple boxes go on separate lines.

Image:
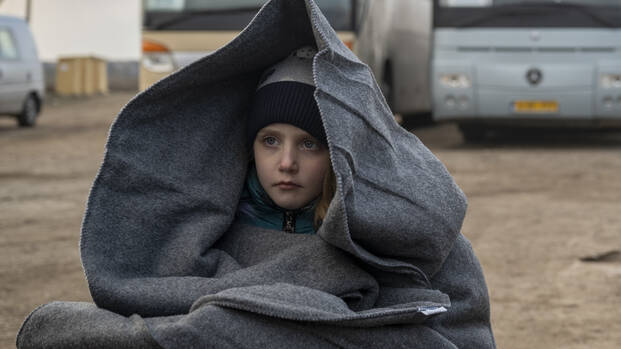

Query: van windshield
left=143, top=0, right=355, bottom=31
left=435, top=0, right=621, bottom=28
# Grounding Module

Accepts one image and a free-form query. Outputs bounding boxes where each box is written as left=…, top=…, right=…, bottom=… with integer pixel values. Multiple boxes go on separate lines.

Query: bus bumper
left=433, top=88, right=621, bottom=127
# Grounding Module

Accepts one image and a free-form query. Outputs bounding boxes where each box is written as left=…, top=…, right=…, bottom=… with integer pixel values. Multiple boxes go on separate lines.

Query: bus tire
left=458, top=123, right=486, bottom=143
left=380, top=61, right=394, bottom=112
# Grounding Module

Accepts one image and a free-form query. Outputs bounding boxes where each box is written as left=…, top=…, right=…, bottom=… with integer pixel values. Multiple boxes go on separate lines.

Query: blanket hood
left=80, top=0, right=467, bottom=317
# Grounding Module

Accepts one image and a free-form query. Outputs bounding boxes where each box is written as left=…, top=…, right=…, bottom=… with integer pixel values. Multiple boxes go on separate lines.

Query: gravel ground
left=1, top=92, right=620, bottom=348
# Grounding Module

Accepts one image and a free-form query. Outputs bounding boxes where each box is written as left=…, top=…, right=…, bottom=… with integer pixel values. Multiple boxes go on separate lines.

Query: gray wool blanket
left=16, top=0, right=496, bottom=348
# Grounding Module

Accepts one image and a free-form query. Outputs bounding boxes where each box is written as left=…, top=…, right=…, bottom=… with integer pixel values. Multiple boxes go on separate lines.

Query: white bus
left=432, top=0, right=621, bottom=141
left=356, top=0, right=434, bottom=121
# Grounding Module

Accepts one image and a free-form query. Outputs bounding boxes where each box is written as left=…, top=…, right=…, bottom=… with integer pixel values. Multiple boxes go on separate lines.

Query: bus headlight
left=458, top=95, right=470, bottom=109
left=142, top=53, right=175, bottom=73
left=602, top=96, right=614, bottom=109
left=445, top=95, right=456, bottom=108
left=439, top=73, right=471, bottom=88
left=142, top=39, right=175, bottom=73
left=601, top=74, right=621, bottom=88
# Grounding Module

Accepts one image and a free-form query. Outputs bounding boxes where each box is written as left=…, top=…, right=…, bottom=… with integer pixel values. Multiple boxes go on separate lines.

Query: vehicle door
left=0, top=25, right=28, bottom=114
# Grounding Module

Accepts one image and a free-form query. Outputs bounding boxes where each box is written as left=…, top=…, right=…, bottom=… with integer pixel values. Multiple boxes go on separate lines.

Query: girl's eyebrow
left=259, top=128, right=315, bottom=141
left=258, top=128, right=284, bottom=136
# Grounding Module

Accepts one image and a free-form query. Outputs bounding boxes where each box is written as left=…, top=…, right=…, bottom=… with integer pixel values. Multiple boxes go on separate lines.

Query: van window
left=0, top=29, right=19, bottom=60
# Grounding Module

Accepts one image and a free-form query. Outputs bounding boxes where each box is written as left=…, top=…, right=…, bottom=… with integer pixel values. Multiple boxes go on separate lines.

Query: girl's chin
left=274, top=200, right=304, bottom=211
left=271, top=196, right=308, bottom=211
left=268, top=188, right=318, bottom=210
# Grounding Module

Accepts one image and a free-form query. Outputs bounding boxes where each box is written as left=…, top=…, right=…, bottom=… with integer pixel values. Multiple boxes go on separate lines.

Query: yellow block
left=513, top=100, right=559, bottom=113
left=55, top=56, right=108, bottom=96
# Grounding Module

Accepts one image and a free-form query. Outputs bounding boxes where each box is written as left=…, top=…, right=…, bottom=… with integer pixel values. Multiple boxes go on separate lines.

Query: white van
left=0, top=15, right=44, bottom=127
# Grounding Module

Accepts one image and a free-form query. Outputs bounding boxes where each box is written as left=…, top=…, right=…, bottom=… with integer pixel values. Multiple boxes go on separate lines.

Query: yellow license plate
left=513, top=100, right=558, bottom=113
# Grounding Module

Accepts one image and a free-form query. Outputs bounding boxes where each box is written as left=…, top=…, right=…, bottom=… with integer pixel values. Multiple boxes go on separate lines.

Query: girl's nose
left=278, top=146, right=298, bottom=173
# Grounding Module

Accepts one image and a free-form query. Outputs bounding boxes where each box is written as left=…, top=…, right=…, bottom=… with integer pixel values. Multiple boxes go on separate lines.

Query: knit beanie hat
left=247, top=46, right=326, bottom=146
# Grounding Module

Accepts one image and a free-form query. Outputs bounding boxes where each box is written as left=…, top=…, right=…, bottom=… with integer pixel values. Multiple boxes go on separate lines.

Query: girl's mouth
left=275, top=181, right=301, bottom=189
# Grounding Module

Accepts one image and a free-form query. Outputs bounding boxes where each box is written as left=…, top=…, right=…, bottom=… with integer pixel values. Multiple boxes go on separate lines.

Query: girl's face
left=253, top=123, right=330, bottom=210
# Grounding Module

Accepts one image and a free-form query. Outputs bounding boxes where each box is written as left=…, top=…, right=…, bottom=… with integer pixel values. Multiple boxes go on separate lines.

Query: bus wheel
left=380, top=62, right=394, bottom=111
left=458, top=123, right=486, bottom=143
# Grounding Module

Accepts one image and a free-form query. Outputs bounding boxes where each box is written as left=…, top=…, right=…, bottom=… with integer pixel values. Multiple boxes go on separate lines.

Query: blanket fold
left=16, top=0, right=495, bottom=347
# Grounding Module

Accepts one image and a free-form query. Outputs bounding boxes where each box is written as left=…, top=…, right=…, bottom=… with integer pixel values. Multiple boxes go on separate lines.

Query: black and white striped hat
left=247, top=46, right=326, bottom=146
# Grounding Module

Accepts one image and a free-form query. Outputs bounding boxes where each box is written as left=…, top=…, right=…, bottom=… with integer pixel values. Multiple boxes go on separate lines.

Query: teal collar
left=235, top=163, right=317, bottom=234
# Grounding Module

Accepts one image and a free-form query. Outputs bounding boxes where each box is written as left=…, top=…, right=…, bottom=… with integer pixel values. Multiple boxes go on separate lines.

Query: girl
left=17, top=1, right=495, bottom=348
left=236, top=47, right=335, bottom=235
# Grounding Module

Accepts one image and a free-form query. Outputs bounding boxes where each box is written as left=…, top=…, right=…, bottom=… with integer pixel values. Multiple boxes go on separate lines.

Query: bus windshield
left=144, top=0, right=356, bottom=31
left=435, top=0, right=621, bottom=28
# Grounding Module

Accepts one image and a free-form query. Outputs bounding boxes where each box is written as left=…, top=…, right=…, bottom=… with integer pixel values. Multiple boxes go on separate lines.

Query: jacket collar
left=236, top=162, right=317, bottom=234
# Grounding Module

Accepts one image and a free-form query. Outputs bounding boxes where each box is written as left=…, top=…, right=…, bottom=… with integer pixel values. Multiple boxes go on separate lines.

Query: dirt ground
left=1, top=92, right=620, bottom=348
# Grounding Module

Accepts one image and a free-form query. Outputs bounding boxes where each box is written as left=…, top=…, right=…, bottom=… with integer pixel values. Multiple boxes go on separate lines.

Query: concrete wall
left=0, top=0, right=141, bottom=62
left=107, top=61, right=139, bottom=91
left=43, top=61, right=139, bottom=92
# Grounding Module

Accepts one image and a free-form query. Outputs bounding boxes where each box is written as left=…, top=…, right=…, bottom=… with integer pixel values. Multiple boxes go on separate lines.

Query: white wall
left=0, top=0, right=140, bottom=62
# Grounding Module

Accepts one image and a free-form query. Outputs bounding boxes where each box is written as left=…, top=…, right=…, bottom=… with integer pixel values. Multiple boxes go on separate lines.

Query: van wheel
left=458, top=123, right=486, bottom=143
left=17, top=94, right=39, bottom=127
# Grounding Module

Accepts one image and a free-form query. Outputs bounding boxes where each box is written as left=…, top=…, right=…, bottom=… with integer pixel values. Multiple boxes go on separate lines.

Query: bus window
left=143, top=0, right=357, bottom=31
left=434, top=0, right=621, bottom=28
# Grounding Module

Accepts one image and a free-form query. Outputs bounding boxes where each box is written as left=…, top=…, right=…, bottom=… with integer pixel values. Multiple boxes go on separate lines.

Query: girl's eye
left=263, top=136, right=279, bottom=146
left=302, top=139, right=318, bottom=150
